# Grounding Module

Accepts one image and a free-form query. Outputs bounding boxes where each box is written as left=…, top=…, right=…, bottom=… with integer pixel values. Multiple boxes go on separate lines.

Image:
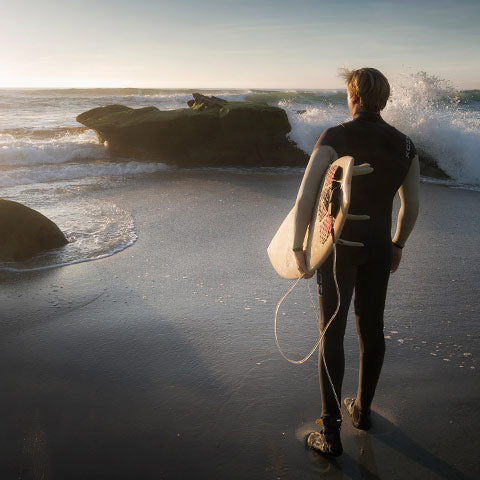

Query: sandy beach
left=0, top=170, right=479, bottom=479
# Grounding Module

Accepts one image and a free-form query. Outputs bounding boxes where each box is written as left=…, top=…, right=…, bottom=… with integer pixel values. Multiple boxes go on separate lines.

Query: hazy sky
left=0, top=0, right=478, bottom=89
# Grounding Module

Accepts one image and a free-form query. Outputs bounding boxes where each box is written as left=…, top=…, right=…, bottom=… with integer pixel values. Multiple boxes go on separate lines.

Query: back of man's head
left=340, top=67, right=390, bottom=112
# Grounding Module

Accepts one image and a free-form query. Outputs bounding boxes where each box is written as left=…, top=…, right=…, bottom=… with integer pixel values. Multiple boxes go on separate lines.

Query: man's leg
left=317, top=248, right=357, bottom=420
left=352, top=248, right=391, bottom=417
left=308, top=248, right=358, bottom=456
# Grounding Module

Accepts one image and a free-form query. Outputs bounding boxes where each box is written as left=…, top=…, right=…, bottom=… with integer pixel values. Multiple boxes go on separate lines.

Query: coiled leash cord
left=273, top=242, right=341, bottom=412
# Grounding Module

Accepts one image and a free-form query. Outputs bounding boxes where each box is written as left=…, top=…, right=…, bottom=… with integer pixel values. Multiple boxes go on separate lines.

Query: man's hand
left=390, top=245, right=402, bottom=273
left=294, top=250, right=314, bottom=279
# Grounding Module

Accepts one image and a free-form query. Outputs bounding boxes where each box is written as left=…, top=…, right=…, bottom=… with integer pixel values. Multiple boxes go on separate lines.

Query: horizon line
left=1, top=85, right=479, bottom=92
left=0, top=85, right=347, bottom=91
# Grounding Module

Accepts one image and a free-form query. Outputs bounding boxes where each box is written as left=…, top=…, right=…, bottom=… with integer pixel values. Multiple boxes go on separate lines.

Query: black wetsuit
left=316, top=111, right=417, bottom=420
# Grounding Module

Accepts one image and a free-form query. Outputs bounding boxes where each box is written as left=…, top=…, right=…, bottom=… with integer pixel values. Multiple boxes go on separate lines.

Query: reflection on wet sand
left=307, top=412, right=474, bottom=480
left=354, top=432, right=380, bottom=480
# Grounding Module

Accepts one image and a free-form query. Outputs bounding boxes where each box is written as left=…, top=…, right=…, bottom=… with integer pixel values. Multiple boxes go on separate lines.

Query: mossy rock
left=0, top=199, right=68, bottom=260
left=76, top=94, right=308, bottom=167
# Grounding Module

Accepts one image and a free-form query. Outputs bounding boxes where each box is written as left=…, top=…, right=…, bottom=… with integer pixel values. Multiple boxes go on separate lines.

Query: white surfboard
left=267, top=157, right=372, bottom=279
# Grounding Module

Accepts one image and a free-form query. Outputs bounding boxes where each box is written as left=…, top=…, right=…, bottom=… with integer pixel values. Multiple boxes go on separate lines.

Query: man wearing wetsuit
left=292, top=68, right=420, bottom=456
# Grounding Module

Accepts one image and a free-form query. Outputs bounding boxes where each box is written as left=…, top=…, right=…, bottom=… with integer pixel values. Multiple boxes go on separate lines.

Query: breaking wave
left=383, top=72, right=480, bottom=185
left=280, top=73, right=480, bottom=187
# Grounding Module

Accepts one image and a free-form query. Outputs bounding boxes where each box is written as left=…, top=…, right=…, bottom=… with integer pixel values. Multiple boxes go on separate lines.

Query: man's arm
left=292, top=145, right=337, bottom=249
left=391, top=154, right=420, bottom=272
left=292, top=145, right=337, bottom=276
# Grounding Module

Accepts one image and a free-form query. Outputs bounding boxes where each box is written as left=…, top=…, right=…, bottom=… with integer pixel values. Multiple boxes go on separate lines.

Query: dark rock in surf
left=0, top=199, right=68, bottom=260
left=186, top=93, right=228, bottom=110
left=417, top=150, right=449, bottom=179
left=76, top=94, right=308, bottom=167
left=76, top=93, right=448, bottom=178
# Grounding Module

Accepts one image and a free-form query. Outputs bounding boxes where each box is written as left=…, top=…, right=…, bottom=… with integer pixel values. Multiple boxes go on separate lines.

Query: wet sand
left=1, top=170, right=479, bottom=479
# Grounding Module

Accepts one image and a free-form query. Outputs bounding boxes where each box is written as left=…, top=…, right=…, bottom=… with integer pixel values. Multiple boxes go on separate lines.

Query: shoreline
left=1, top=169, right=479, bottom=275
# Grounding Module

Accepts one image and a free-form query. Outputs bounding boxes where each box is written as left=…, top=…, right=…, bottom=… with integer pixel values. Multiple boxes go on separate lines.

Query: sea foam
left=0, top=129, right=105, bottom=167
left=0, top=161, right=169, bottom=188
left=384, top=72, right=480, bottom=186
left=0, top=195, right=137, bottom=272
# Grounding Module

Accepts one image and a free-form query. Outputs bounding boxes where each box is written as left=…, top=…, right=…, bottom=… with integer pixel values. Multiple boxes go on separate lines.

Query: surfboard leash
left=273, top=241, right=342, bottom=411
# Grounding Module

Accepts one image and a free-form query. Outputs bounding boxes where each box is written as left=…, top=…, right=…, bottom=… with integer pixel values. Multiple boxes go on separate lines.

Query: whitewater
left=1, top=72, right=479, bottom=270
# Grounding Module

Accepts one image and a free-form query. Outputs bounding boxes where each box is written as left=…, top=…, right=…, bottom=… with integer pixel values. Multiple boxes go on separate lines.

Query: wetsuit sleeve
left=392, top=154, right=420, bottom=247
left=292, top=145, right=338, bottom=250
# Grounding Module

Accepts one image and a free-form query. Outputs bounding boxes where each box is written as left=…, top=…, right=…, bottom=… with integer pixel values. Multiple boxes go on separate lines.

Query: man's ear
left=350, top=94, right=359, bottom=105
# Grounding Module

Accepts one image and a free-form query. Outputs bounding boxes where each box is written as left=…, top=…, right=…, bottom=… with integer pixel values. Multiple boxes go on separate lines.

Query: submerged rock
left=0, top=199, right=68, bottom=260
left=76, top=94, right=308, bottom=166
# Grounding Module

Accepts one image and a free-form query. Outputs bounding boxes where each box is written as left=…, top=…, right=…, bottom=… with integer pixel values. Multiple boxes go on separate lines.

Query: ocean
left=1, top=71, right=479, bottom=271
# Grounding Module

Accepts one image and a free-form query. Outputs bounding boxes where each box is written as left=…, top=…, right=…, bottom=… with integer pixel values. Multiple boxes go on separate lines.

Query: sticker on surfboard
left=267, top=156, right=373, bottom=279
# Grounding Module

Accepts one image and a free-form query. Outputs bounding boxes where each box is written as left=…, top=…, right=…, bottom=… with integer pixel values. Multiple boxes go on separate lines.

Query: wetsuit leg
left=317, top=246, right=360, bottom=420
left=353, top=245, right=392, bottom=413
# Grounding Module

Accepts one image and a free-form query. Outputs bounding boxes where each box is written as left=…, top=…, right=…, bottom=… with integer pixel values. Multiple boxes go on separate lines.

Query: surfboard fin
left=336, top=239, right=365, bottom=247
left=352, top=164, right=373, bottom=176
left=346, top=214, right=370, bottom=221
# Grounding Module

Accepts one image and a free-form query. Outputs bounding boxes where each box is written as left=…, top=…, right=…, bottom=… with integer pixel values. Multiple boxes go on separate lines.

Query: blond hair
left=339, top=67, right=390, bottom=112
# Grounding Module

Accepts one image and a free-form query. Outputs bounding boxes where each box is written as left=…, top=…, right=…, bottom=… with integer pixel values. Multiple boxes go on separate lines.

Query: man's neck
left=353, top=109, right=381, bottom=119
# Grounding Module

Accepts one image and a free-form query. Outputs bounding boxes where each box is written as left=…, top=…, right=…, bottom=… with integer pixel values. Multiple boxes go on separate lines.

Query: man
left=292, top=68, right=420, bottom=456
